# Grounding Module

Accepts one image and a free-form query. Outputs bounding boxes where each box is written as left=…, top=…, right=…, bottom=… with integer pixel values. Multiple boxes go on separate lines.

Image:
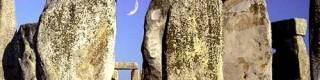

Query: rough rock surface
left=310, top=0, right=320, bottom=80
left=272, top=18, right=310, bottom=80
left=36, top=0, right=116, bottom=79
left=141, top=0, right=168, bottom=79
left=162, top=0, right=224, bottom=80
left=223, top=0, right=272, bottom=80
left=0, top=0, right=16, bottom=79
left=3, top=23, right=37, bottom=80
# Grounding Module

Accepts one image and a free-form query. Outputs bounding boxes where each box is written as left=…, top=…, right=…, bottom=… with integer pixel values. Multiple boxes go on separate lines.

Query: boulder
left=223, top=0, right=272, bottom=80
left=36, top=0, right=116, bottom=79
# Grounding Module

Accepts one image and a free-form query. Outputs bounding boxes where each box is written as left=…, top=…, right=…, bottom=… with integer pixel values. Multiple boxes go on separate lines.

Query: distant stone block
left=272, top=18, right=310, bottom=80
left=115, top=62, right=138, bottom=70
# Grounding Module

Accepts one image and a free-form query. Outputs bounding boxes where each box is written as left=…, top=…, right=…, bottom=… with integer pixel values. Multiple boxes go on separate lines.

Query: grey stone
left=272, top=18, right=310, bottom=80
left=223, top=0, right=272, bottom=80
left=141, top=0, right=168, bottom=79
left=0, top=0, right=16, bottom=79
left=3, top=23, right=37, bottom=80
left=36, top=0, right=116, bottom=79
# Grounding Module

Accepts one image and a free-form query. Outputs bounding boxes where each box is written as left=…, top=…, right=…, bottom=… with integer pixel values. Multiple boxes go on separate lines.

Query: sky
left=15, top=0, right=309, bottom=80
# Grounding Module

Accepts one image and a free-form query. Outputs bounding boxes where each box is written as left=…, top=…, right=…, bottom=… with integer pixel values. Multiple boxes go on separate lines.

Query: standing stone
left=36, top=0, right=116, bottom=79
left=272, top=18, right=310, bottom=80
left=310, top=0, right=320, bottom=80
left=3, top=23, right=37, bottom=80
left=163, top=0, right=224, bottom=80
left=0, top=0, right=16, bottom=79
left=144, top=0, right=224, bottom=79
left=142, top=0, right=168, bottom=79
left=223, top=0, right=272, bottom=80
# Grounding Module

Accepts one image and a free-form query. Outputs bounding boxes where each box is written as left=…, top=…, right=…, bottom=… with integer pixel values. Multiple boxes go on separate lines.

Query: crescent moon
left=127, top=0, right=139, bottom=16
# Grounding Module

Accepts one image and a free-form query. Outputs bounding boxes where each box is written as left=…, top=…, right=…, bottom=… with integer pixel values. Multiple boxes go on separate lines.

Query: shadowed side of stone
left=272, top=18, right=310, bottom=80
left=309, top=0, right=320, bottom=80
left=36, top=0, right=116, bottom=79
left=0, top=0, right=16, bottom=79
left=3, top=23, right=37, bottom=80
left=223, top=0, right=272, bottom=80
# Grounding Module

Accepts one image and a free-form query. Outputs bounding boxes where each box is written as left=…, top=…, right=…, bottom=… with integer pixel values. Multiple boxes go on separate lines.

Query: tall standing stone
left=272, top=18, right=310, bottom=80
left=223, top=0, right=272, bottom=80
left=310, top=0, right=320, bottom=80
left=36, top=0, right=116, bottom=79
left=142, top=0, right=169, bottom=79
left=143, top=0, right=224, bottom=79
left=163, top=0, right=224, bottom=79
left=0, top=0, right=16, bottom=79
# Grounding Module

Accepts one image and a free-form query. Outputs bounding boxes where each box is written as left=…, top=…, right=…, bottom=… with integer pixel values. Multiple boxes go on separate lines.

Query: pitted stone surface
left=223, top=0, right=272, bottom=80
left=36, top=0, right=116, bottom=79
left=0, top=0, right=16, bottom=79
left=143, top=0, right=224, bottom=80
left=163, top=0, right=224, bottom=80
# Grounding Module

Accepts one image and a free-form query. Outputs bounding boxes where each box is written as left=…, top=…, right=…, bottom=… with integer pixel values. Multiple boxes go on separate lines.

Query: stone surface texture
left=143, top=0, right=224, bottom=79
left=272, top=18, right=310, bottom=80
left=36, top=0, right=116, bottom=79
left=141, top=0, right=168, bottom=79
left=0, top=0, right=16, bottom=79
left=163, top=0, right=224, bottom=80
left=223, top=0, right=272, bottom=80
left=310, top=0, right=320, bottom=80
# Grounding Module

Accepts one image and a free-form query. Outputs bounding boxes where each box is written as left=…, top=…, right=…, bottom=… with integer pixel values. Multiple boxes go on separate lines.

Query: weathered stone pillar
left=310, top=0, right=320, bottom=80
left=0, top=0, right=16, bottom=79
left=3, top=23, right=37, bottom=80
left=222, top=0, right=272, bottom=80
left=161, top=0, right=224, bottom=80
left=144, top=0, right=224, bottom=79
left=272, top=18, right=310, bottom=80
left=36, top=0, right=116, bottom=79
left=142, top=0, right=169, bottom=79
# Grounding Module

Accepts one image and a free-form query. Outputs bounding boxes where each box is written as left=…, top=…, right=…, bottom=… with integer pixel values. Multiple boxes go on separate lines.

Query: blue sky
left=15, top=0, right=309, bottom=80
